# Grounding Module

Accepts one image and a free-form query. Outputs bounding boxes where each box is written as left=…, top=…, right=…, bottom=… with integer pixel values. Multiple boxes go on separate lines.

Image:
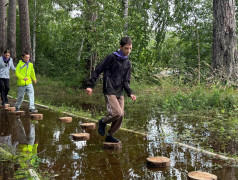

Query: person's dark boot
left=98, top=119, right=106, bottom=136
left=105, top=134, right=119, bottom=143
left=1, top=102, right=5, bottom=106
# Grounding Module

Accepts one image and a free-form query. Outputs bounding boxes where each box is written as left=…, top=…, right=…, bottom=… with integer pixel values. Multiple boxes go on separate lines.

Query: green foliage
left=0, top=144, right=13, bottom=161
left=157, top=77, right=238, bottom=112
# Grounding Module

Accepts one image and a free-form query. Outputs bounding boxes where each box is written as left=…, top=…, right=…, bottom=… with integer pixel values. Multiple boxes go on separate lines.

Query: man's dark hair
left=120, top=36, right=132, bottom=46
left=22, top=51, right=30, bottom=57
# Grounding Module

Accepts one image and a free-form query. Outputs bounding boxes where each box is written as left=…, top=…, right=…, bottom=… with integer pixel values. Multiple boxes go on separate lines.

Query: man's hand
left=86, top=88, right=93, bottom=96
left=23, top=77, right=28, bottom=81
left=33, top=80, right=37, bottom=84
left=130, top=94, right=136, bottom=101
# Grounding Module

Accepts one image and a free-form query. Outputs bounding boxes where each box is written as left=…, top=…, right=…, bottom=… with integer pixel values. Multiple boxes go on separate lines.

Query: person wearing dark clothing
left=86, top=37, right=136, bottom=143
left=0, top=50, right=16, bottom=106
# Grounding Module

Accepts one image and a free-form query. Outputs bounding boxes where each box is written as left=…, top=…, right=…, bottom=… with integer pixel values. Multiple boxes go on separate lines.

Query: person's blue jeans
left=15, top=84, right=35, bottom=110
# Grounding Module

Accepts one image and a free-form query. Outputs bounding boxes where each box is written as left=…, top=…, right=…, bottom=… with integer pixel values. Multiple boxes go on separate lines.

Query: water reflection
left=73, top=140, right=87, bottom=150
left=1, top=102, right=238, bottom=179
left=14, top=116, right=39, bottom=169
left=0, top=113, right=18, bottom=150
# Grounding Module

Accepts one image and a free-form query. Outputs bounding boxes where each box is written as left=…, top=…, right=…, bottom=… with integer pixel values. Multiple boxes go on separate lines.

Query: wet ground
left=1, top=99, right=238, bottom=179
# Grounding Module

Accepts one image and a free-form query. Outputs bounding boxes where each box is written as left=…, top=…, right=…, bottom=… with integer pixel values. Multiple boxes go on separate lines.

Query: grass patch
left=8, top=72, right=238, bottom=118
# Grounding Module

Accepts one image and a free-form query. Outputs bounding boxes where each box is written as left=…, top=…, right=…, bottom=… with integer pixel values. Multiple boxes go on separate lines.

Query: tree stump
left=12, top=111, right=25, bottom=116
left=146, top=156, right=170, bottom=168
left=103, top=141, right=122, bottom=150
left=80, top=123, right=96, bottom=130
left=59, top=117, right=72, bottom=123
left=72, top=133, right=90, bottom=141
left=30, top=114, right=43, bottom=120
left=5, top=107, right=16, bottom=112
left=188, top=171, right=217, bottom=180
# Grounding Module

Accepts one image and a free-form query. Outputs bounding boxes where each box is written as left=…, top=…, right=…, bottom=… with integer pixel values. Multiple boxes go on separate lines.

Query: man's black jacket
left=86, top=53, right=132, bottom=97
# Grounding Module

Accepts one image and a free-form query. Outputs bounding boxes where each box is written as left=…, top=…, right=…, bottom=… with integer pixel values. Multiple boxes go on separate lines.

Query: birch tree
left=122, top=0, right=128, bottom=34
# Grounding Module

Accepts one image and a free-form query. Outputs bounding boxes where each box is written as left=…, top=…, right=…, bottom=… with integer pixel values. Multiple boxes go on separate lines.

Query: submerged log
left=103, top=141, right=122, bottom=150
left=80, top=123, right=96, bottom=130
left=72, top=133, right=90, bottom=141
left=188, top=171, right=217, bottom=180
left=30, top=114, right=43, bottom=120
left=146, top=156, right=170, bottom=168
left=59, top=117, right=72, bottom=123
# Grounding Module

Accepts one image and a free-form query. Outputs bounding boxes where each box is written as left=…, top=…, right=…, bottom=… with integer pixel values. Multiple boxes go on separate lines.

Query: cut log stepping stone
left=5, top=107, right=16, bottom=112
left=59, top=117, right=72, bottom=123
left=1, top=104, right=10, bottom=108
left=103, top=141, right=122, bottom=150
left=80, top=123, right=96, bottom=130
left=72, top=133, right=90, bottom=141
left=12, top=111, right=25, bottom=116
left=146, top=156, right=170, bottom=168
left=188, top=171, right=217, bottom=180
left=30, top=114, right=43, bottom=120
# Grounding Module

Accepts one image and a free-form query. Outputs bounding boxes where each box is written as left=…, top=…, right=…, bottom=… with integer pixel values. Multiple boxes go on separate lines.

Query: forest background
left=0, top=0, right=236, bottom=87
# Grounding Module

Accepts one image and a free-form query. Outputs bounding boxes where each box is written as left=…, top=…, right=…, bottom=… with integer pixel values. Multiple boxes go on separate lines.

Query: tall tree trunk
left=78, top=37, right=85, bottom=62
left=122, top=0, right=129, bottom=34
left=82, top=0, right=98, bottom=87
left=32, top=0, right=37, bottom=63
left=212, top=0, right=238, bottom=81
left=18, top=0, right=32, bottom=56
left=0, top=0, right=7, bottom=55
left=7, top=0, right=17, bottom=62
left=195, top=18, right=201, bottom=84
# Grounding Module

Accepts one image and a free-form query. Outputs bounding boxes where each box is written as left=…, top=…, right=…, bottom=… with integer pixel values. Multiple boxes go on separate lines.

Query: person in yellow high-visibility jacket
left=15, top=51, right=38, bottom=113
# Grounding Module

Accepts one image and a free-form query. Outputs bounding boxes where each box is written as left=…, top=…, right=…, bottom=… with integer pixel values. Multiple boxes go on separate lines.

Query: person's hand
left=23, top=77, right=28, bottom=81
left=130, top=94, right=136, bottom=101
left=86, top=88, right=93, bottom=96
left=33, top=80, right=37, bottom=84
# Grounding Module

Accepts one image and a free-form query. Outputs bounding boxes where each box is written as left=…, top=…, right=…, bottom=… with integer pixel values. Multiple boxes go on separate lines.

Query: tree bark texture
left=85, top=0, right=97, bottom=77
left=18, top=0, right=32, bottom=56
left=212, top=0, right=238, bottom=81
left=32, top=0, right=37, bottom=63
left=0, top=0, right=7, bottom=55
left=7, top=0, right=17, bottom=62
left=122, top=0, right=129, bottom=34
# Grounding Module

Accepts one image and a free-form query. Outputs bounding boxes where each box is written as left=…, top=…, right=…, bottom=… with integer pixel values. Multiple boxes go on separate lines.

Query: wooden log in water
left=175, top=142, right=238, bottom=162
left=72, top=133, right=90, bottom=141
left=103, top=141, right=122, bottom=150
left=80, top=123, right=96, bottom=130
left=12, top=111, right=25, bottom=116
left=146, top=156, right=170, bottom=168
left=188, top=171, right=217, bottom=180
left=5, top=107, right=16, bottom=112
left=59, top=117, right=72, bottom=123
left=30, top=114, right=43, bottom=120
left=2, top=104, right=10, bottom=108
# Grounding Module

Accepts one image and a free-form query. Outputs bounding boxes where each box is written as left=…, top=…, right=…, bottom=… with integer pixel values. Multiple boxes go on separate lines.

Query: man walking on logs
left=86, top=36, right=136, bottom=143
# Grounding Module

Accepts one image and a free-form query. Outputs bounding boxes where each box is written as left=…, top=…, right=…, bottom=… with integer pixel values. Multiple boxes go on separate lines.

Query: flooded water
left=1, top=99, right=238, bottom=179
